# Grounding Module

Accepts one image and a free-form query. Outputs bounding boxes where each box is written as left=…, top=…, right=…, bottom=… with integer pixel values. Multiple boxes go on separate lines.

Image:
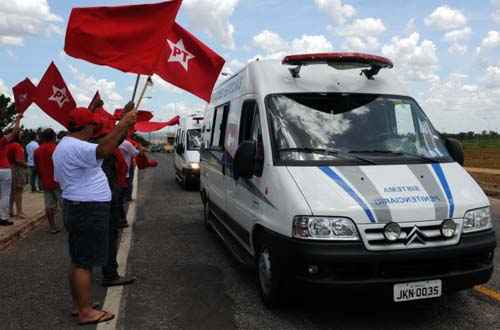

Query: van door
left=205, top=103, right=230, bottom=217
left=174, top=128, right=184, bottom=172
left=225, top=99, right=264, bottom=250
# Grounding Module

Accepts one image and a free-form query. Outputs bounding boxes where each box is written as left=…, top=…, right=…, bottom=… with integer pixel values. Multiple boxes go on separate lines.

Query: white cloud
left=221, top=59, right=245, bottom=76
left=68, top=65, right=124, bottom=111
left=338, top=18, right=386, bottom=51
left=253, top=30, right=287, bottom=54
left=382, top=32, right=439, bottom=82
left=492, top=0, right=500, bottom=23
left=253, top=30, right=333, bottom=59
left=0, top=36, right=23, bottom=46
left=485, top=65, right=500, bottom=88
left=0, top=0, right=62, bottom=46
left=314, top=0, right=356, bottom=26
left=182, top=0, right=239, bottom=49
left=423, top=72, right=500, bottom=132
left=424, top=6, right=467, bottom=31
left=151, top=75, right=184, bottom=95
left=444, top=27, right=471, bottom=54
left=404, top=18, right=417, bottom=35
left=0, top=78, right=10, bottom=97
left=481, top=31, right=500, bottom=49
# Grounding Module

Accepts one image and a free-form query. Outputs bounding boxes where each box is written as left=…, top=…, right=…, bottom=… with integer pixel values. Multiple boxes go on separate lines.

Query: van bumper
left=270, top=230, right=496, bottom=291
left=182, top=167, right=200, bottom=182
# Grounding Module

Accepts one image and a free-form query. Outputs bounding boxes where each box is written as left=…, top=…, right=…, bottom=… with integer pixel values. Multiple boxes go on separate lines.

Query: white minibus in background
left=199, top=53, right=496, bottom=307
left=174, top=114, right=203, bottom=188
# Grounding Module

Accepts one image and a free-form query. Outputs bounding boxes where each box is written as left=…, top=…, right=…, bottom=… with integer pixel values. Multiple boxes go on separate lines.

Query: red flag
left=114, top=109, right=153, bottom=122
left=88, top=91, right=115, bottom=121
left=64, top=1, right=225, bottom=102
left=134, top=115, right=180, bottom=132
left=96, top=107, right=115, bottom=122
left=88, top=91, right=102, bottom=110
left=12, top=78, right=36, bottom=113
left=158, top=23, right=225, bottom=102
left=64, top=1, right=181, bottom=75
left=34, top=62, right=76, bottom=127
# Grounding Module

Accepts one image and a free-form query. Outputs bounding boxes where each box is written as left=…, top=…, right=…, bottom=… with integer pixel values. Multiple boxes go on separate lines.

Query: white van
left=199, top=53, right=496, bottom=307
left=174, top=114, right=203, bottom=188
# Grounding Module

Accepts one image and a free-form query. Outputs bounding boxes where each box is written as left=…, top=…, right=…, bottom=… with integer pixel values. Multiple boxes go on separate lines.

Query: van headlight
left=463, top=207, right=492, bottom=233
left=293, top=216, right=359, bottom=241
left=189, top=162, right=200, bottom=170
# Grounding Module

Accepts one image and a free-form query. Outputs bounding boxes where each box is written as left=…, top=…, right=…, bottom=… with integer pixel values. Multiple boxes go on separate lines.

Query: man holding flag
left=53, top=103, right=136, bottom=325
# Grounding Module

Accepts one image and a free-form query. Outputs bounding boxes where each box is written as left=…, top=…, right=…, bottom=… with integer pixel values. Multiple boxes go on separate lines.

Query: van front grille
left=358, top=220, right=463, bottom=251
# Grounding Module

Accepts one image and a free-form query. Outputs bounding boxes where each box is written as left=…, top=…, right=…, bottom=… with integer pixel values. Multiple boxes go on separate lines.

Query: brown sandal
left=78, top=310, right=115, bottom=326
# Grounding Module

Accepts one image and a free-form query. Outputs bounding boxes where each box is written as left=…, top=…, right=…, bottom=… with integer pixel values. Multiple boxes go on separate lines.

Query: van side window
left=210, top=103, right=230, bottom=149
left=239, top=100, right=258, bottom=143
left=239, top=100, right=264, bottom=177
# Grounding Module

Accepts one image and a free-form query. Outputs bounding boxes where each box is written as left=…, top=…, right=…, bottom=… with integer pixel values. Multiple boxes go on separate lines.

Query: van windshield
left=266, top=93, right=452, bottom=165
left=187, top=129, right=202, bottom=150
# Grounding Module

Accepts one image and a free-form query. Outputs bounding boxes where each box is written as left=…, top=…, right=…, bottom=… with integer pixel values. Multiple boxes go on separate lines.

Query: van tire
left=256, top=240, right=287, bottom=308
left=203, top=200, right=212, bottom=231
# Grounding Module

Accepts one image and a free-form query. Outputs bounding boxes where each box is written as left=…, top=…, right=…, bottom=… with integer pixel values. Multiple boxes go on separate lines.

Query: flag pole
left=131, top=74, right=141, bottom=103
left=134, top=76, right=153, bottom=111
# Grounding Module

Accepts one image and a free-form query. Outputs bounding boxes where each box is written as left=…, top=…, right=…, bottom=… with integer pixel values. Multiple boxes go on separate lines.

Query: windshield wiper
left=349, top=150, right=439, bottom=163
left=279, top=148, right=377, bottom=164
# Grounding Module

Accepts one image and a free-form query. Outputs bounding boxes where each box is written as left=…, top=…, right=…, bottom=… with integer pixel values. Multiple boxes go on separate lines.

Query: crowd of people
left=0, top=101, right=147, bottom=325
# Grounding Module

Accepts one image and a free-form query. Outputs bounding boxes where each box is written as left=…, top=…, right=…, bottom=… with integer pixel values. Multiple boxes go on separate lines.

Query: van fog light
left=441, top=219, right=457, bottom=238
left=384, top=222, right=401, bottom=241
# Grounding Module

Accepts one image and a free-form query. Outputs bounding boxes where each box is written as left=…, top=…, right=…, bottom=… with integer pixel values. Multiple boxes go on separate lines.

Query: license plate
left=393, top=280, right=442, bottom=302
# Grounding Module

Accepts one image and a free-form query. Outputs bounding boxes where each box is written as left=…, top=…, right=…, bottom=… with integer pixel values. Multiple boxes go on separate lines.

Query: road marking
left=98, top=168, right=139, bottom=330
left=474, top=285, right=500, bottom=302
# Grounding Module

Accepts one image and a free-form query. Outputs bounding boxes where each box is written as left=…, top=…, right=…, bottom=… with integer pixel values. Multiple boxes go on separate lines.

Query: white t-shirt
left=119, top=140, right=139, bottom=177
left=26, top=141, right=39, bottom=167
left=53, top=136, right=111, bottom=202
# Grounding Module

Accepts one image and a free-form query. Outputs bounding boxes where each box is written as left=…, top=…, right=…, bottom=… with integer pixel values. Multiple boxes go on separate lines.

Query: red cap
left=68, top=107, right=95, bottom=128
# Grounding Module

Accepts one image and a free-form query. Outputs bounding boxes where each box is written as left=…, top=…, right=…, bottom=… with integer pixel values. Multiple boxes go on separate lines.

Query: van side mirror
left=444, top=138, right=464, bottom=166
left=234, top=141, right=256, bottom=179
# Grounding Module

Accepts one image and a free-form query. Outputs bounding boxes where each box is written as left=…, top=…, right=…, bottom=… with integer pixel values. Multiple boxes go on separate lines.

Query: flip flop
left=78, top=310, right=115, bottom=326
left=71, top=302, right=100, bottom=317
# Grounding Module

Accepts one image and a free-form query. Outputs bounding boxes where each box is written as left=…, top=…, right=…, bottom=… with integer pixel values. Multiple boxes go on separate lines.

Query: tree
left=0, top=94, right=17, bottom=131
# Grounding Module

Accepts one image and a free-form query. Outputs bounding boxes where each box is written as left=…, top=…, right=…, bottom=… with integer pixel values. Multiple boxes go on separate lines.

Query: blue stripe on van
left=431, top=163, right=454, bottom=218
left=319, top=166, right=376, bottom=223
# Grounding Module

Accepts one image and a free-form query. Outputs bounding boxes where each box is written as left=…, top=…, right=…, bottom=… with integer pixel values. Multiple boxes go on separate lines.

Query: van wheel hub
left=258, top=249, right=272, bottom=296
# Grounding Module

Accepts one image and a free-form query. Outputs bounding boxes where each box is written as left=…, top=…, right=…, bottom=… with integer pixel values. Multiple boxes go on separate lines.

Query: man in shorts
left=53, top=105, right=136, bottom=325
left=34, top=128, right=62, bottom=234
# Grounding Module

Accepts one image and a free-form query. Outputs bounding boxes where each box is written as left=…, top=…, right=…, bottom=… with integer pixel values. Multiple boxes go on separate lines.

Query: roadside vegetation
left=443, top=131, right=500, bottom=196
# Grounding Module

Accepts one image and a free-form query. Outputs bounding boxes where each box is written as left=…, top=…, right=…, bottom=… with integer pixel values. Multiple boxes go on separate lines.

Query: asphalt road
left=0, top=153, right=499, bottom=329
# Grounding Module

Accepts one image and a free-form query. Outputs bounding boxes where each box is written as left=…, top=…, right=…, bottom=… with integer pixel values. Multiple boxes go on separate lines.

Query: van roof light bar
left=282, top=52, right=394, bottom=80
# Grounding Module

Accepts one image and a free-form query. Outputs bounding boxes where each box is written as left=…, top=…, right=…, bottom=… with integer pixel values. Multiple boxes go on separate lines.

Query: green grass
left=462, top=137, right=500, bottom=149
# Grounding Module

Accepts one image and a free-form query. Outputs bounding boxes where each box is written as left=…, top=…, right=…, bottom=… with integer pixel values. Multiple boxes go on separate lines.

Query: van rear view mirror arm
left=289, top=65, right=302, bottom=78
left=361, top=65, right=382, bottom=80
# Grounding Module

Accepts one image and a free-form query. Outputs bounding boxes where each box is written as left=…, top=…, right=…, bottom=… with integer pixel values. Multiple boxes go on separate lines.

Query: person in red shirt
left=34, top=128, right=61, bottom=234
left=6, top=131, right=28, bottom=219
left=0, top=114, right=23, bottom=226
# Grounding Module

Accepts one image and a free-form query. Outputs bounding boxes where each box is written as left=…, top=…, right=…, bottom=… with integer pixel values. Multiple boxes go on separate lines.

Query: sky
left=1, top=0, right=500, bottom=133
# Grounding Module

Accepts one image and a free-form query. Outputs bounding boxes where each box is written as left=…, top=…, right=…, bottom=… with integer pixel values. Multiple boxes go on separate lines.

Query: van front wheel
left=203, top=200, right=212, bottom=231
left=256, top=243, right=286, bottom=308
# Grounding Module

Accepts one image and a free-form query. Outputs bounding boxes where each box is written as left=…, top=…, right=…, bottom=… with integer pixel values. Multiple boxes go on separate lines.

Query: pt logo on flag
left=48, top=85, right=70, bottom=108
left=166, top=38, right=195, bottom=71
